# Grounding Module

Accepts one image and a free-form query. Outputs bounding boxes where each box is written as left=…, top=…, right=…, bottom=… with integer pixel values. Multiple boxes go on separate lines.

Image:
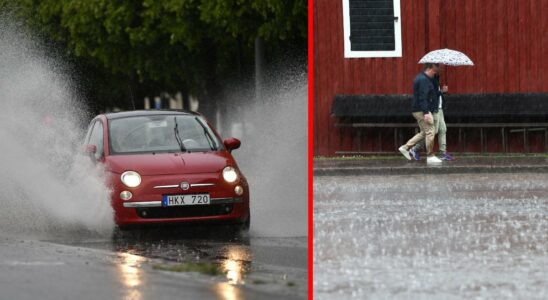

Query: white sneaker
left=426, top=155, right=443, bottom=165
left=398, top=146, right=411, bottom=160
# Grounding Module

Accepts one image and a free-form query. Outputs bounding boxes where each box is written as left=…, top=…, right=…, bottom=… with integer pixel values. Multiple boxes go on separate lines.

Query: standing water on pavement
left=314, top=173, right=548, bottom=299
left=0, top=18, right=114, bottom=236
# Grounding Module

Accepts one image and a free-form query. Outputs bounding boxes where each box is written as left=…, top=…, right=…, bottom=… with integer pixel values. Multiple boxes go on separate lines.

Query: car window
left=109, top=115, right=223, bottom=154
left=88, top=121, right=104, bottom=160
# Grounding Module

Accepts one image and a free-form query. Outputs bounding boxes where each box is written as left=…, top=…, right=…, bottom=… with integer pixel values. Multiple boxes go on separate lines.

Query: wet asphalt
left=314, top=155, right=548, bottom=176
left=0, top=227, right=307, bottom=300
left=314, top=157, right=548, bottom=299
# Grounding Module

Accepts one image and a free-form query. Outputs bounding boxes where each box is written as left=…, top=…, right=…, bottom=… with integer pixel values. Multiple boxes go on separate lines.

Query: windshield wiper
left=174, top=117, right=187, bottom=152
left=195, top=117, right=217, bottom=151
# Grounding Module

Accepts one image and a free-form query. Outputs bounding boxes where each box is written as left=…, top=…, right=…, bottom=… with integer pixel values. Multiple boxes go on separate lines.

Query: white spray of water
left=223, top=67, right=308, bottom=237
left=0, top=16, right=306, bottom=238
left=0, top=19, right=113, bottom=236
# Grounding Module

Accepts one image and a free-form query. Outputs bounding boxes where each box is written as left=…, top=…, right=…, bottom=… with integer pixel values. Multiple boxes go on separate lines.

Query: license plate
left=162, top=194, right=210, bottom=207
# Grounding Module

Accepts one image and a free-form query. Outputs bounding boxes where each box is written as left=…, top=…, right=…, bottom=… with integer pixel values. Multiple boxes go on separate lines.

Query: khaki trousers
left=437, top=109, right=447, bottom=153
left=411, top=109, right=447, bottom=153
left=405, top=112, right=436, bottom=156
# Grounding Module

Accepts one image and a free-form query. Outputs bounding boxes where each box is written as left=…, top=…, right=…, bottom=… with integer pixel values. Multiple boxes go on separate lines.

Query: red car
left=83, top=110, right=250, bottom=230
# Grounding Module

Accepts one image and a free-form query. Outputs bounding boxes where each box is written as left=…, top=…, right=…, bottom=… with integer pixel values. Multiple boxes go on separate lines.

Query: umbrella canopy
left=418, top=48, right=474, bottom=66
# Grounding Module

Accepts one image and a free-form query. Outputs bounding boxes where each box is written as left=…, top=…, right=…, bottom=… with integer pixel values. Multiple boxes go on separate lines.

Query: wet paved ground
left=314, top=169, right=548, bottom=299
left=314, top=156, right=548, bottom=176
left=0, top=227, right=307, bottom=300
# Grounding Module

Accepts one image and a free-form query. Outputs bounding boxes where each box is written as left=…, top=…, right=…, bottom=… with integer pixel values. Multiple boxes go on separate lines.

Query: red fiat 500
left=83, top=110, right=250, bottom=230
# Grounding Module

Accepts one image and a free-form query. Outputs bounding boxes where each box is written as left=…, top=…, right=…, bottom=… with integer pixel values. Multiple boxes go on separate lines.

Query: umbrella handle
left=444, top=65, right=448, bottom=88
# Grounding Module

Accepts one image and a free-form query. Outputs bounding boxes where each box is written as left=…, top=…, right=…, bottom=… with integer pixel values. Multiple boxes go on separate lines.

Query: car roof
left=103, top=110, right=201, bottom=120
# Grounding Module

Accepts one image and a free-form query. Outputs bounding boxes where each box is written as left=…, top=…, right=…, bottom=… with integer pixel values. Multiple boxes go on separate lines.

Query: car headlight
left=121, top=171, right=141, bottom=188
left=222, top=166, right=238, bottom=183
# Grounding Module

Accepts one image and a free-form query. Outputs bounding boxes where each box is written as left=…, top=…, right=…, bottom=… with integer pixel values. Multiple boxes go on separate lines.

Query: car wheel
left=111, top=226, right=129, bottom=239
left=239, top=212, right=250, bottom=232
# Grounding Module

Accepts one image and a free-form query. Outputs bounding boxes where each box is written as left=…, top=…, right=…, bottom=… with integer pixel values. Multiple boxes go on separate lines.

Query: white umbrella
left=418, top=48, right=474, bottom=66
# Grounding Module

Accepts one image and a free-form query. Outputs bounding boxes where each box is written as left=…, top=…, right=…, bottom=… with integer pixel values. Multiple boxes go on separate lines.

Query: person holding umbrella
left=408, top=73, right=454, bottom=161
left=398, top=63, right=443, bottom=165
left=402, top=49, right=473, bottom=163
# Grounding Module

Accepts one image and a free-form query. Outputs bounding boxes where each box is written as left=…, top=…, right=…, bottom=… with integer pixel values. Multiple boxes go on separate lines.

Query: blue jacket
left=411, top=72, right=437, bottom=114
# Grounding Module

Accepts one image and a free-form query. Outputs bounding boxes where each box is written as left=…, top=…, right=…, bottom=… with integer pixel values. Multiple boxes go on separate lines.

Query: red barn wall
left=314, top=0, right=548, bottom=156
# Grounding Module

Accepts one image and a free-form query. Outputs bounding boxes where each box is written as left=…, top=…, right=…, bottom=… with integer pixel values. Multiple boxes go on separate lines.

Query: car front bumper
left=121, top=197, right=243, bottom=208
left=110, top=171, right=250, bottom=226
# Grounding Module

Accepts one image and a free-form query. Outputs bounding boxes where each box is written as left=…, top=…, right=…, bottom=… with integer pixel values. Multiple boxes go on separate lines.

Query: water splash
left=0, top=17, right=113, bottom=236
left=222, top=64, right=308, bottom=237
left=0, top=14, right=306, bottom=238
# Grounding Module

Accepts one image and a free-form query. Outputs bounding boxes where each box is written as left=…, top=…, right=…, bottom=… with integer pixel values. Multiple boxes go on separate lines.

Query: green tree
left=1, top=0, right=306, bottom=111
left=199, top=0, right=306, bottom=45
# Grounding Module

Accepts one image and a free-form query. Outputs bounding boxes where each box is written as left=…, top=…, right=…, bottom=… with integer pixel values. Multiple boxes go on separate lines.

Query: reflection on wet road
left=45, top=226, right=307, bottom=299
left=117, top=253, right=145, bottom=299
left=314, top=173, right=548, bottom=299
left=214, top=282, right=244, bottom=300
left=109, top=228, right=254, bottom=290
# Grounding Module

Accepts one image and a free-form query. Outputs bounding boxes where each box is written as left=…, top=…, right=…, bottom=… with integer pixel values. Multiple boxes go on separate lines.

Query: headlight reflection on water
left=117, top=252, right=145, bottom=300
left=220, top=245, right=251, bottom=285
left=223, top=259, right=245, bottom=285
left=214, top=283, right=243, bottom=300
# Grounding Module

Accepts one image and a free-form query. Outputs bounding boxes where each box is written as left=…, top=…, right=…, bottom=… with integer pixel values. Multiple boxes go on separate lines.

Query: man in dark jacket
left=398, top=63, right=443, bottom=165
left=408, top=73, right=454, bottom=161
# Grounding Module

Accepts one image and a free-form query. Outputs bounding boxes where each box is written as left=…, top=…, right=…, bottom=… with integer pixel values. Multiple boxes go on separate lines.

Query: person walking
left=408, top=73, right=454, bottom=161
left=398, top=63, right=442, bottom=165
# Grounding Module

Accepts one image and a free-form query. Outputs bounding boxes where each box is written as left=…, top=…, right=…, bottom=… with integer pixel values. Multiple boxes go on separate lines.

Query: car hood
left=106, top=152, right=233, bottom=175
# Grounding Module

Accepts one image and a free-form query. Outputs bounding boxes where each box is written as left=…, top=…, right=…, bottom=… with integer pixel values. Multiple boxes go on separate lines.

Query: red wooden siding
left=314, top=0, right=548, bottom=156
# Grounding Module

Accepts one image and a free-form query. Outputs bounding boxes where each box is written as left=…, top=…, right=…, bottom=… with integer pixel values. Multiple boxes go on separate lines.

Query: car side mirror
left=84, top=144, right=97, bottom=154
left=223, top=138, right=241, bottom=152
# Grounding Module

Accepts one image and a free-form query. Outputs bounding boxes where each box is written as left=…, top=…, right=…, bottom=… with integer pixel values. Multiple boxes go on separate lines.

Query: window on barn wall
left=342, top=0, right=402, bottom=58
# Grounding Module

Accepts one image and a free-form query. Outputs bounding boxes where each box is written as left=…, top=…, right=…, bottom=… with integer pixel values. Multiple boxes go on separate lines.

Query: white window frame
left=342, top=0, right=402, bottom=58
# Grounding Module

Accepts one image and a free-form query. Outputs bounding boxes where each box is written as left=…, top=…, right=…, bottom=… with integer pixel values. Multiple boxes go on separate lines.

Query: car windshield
left=109, top=115, right=223, bottom=154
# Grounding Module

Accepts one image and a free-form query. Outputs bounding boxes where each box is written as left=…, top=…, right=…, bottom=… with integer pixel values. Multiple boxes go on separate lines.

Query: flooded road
left=314, top=173, right=548, bottom=299
left=0, top=228, right=306, bottom=299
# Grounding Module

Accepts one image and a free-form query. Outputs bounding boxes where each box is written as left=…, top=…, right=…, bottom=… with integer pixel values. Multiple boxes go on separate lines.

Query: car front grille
left=135, top=204, right=233, bottom=219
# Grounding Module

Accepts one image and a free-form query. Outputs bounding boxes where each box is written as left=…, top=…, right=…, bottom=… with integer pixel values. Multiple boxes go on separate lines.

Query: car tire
left=239, top=212, right=250, bottom=232
left=111, top=226, right=129, bottom=239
